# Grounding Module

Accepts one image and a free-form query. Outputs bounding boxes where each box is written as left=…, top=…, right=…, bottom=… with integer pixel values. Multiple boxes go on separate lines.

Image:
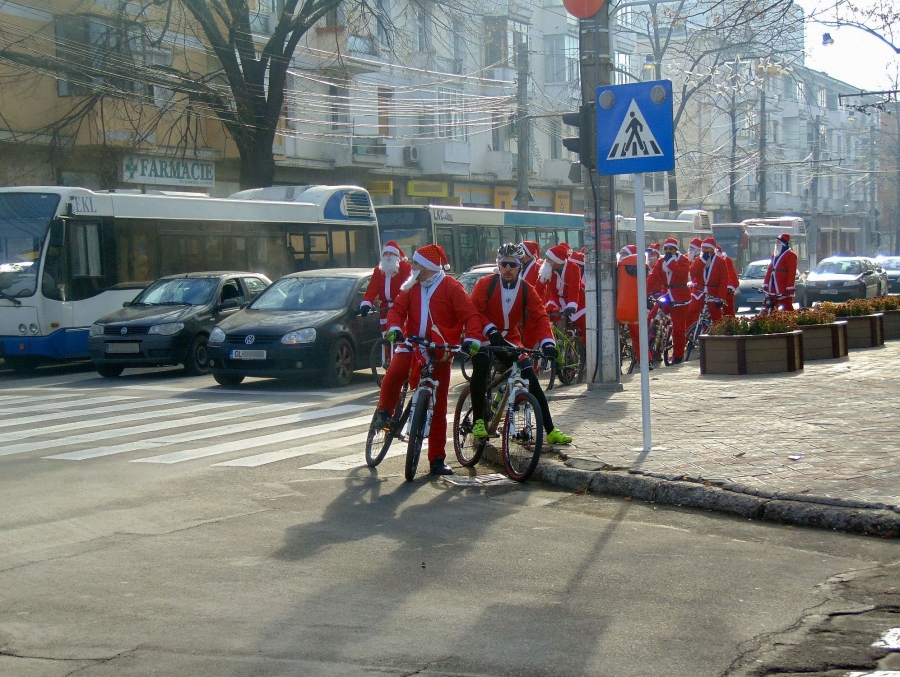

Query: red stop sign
left=563, top=0, right=605, bottom=19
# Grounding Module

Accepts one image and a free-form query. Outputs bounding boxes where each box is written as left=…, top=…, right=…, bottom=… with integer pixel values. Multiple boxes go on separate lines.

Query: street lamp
left=822, top=33, right=835, bottom=46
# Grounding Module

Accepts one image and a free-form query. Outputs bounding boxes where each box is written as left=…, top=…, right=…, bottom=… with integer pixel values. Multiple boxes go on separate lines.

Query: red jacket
left=522, top=258, right=549, bottom=301
left=702, top=255, right=730, bottom=301
left=471, top=274, right=553, bottom=347
left=361, top=260, right=413, bottom=309
left=647, top=253, right=691, bottom=304
left=763, top=248, right=798, bottom=296
left=689, top=256, right=705, bottom=300
left=721, top=254, right=739, bottom=293
left=543, top=261, right=582, bottom=313
left=387, top=274, right=482, bottom=345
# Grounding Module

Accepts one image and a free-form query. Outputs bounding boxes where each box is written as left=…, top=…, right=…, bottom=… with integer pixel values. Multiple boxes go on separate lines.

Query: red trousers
left=669, top=304, right=688, bottom=360
left=773, top=296, right=794, bottom=311
left=377, top=350, right=452, bottom=462
left=723, top=291, right=736, bottom=317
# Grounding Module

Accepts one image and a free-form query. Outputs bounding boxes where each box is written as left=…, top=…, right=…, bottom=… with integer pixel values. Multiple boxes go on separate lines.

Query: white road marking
left=0, top=392, right=82, bottom=406
left=300, top=445, right=406, bottom=471
left=44, top=405, right=371, bottom=461
left=0, top=395, right=136, bottom=419
left=0, top=397, right=193, bottom=430
left=213, top=431, right=371, bottom=467
left=132, top=412, right=372, bottom=464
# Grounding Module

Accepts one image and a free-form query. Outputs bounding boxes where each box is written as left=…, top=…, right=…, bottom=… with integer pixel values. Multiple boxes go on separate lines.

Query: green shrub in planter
left=820, top=299, right=877, bottom=317
left=868, top=295, right=900, bottom=312
left=709, top=312, right=798, bottom=336
left=793, top=307, right=836, bottom=326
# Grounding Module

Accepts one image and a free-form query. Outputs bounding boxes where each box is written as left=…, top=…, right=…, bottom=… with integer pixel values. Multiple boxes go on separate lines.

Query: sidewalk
left=534, top=341, right=900, bottom=536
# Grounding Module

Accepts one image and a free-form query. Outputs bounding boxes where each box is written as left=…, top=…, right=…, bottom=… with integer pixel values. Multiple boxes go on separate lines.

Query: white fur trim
left=413, top=250, right=441, bottom=272
left=400, top=272, right=418, bottom=292
left=545, top=249, right=567, bottom=265
left=360, top=300, right=372, bottom=308
left=382, top=245, right=400, bottom=257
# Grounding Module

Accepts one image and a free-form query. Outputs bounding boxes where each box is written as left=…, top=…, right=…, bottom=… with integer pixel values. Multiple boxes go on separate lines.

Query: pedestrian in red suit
left=717, top=246, right=740, bottom=317
left=647, top=237, right=691, bottom=363
left=647, top=242, right=662, bottom=269
left=539, top=243, right=581, bottom=321
left=685, top=237, right=706, bottom=328
left=763, top=233, right=798, bottom=311
left=374, top=245, right=482, bottom=475
left=568, top=249, right=587, bottom=337
left=685, top=237, right=728, bottom=326
left=359, top=241, right=413, bottom=333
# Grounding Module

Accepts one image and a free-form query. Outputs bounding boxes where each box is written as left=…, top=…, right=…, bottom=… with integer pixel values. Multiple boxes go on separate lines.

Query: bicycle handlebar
left=478, top=344, right=542, bottom=357
left=401, top=336, right=462, bottom=353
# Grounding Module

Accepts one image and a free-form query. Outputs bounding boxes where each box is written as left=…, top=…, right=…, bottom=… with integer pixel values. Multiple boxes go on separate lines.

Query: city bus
left=615, top=209, right=712, bottom=253
left=0, top=185, right=377, bottom=371
left=712, top=217, right=809, bottom=272
left=375, top=205, right=585, bottom=272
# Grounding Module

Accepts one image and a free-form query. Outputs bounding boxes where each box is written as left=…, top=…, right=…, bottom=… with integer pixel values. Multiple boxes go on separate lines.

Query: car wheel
left=213, top=373, right=244, bottom=387
left=325, top=337, right=354, bottom=388
left=183, top=334, right=210, bottom=376
left=96, top=364, right=125, bottom=378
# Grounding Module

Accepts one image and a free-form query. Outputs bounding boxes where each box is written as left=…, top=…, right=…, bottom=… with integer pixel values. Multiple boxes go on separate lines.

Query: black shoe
left=671, top=357, right=683, bottom=365
left=372, top=408, right=391, bottom=430
left=429, top=457, right=454, bottom=476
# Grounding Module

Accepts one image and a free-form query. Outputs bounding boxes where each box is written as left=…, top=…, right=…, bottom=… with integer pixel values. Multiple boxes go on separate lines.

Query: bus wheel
left=183, top=334, right=210, bottom=376
left=96, top=364, right=125, bottom=378
left=5, top=356, right=38, bottom=374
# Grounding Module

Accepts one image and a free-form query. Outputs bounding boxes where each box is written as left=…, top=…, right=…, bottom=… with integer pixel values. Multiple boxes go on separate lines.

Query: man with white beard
left=359, top=241, right=413, bottom=334
left=762, top=233, right=798, bottom=311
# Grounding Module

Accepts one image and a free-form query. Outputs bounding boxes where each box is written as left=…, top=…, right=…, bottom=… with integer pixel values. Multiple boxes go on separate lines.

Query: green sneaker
left=472, top=419, right=489, bottom=438
left=547, top=428, right=572, bottom=445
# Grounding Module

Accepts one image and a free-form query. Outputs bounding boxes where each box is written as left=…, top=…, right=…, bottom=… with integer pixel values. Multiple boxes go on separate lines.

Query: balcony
left=309, top=26, right=384, bottom=74
left=420, top=141, right=472, bottom=176
left=351, top=137, right=388, bottom=165
left=483, top=150, right=514, bottom=180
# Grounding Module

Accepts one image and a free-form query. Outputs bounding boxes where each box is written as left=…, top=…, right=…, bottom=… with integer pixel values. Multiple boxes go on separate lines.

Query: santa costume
left=360, top=241, right=413, bottom=331
left=763, top=233, right=798, bottom=311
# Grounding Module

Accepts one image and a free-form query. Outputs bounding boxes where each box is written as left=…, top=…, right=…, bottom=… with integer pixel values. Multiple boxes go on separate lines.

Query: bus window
left=567, top=229, right=583, bottom=250
left=480, top=226, right=501, bottom=263
left=67, top=221, right=105, bottom=300
left=436, top=227, right=455, bottom=268
left=518, top=227, right=537, bottom=245
left=537, top=229, right=556, bottom=254
left=347, top=227, right=378, bottom=268
left=458, top=225, right=479, bottom=271
left=331, top=228, right=350, bottom=267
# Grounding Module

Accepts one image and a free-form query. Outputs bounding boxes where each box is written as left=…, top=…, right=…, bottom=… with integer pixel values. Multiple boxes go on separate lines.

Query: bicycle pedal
left=397, top=434, right=408, bottom=442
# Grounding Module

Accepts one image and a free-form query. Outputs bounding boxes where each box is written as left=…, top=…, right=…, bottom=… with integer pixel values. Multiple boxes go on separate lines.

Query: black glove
left=542, top=344, right=558, bottom=359
left=386, top=329, right=404, bottom=343
left=486, top=328, right=508, bottom=348
left=562, top=307, right=575, bottom=318
left=358, top=305, right=371, bottom=316
left=713, top=299, right=724, bottom=308
left=646, top=297, right=656, bottom=311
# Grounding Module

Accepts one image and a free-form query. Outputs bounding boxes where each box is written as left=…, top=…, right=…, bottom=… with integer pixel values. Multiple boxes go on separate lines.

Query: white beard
left=400, top=270, right=419, bottom=292
left=379, top=255, right=400, bottom=276
left=774, top=243, right=786, bottom=257
left=538, top=259, right=553, bottom=283
left=688, top=249, right=697, bottom=262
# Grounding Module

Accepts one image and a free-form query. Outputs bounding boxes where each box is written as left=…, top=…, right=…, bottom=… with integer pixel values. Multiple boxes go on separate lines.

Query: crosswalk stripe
left=0, top=395, right=135, bottom=419
left=0, top=397, right=184, bottom=431
left=213, top=431, right=370, bottom=467
left=0, top=392, right=78, bottom=406
left=15, top=403, right=312, bottom=460
left=131, top=411, right=372, bottom=464
left=299, top=445, right=406, bottom=471
left=44, top=405, right=371, bottom=461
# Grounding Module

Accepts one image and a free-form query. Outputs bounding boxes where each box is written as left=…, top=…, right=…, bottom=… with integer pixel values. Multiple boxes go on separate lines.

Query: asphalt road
left=1, top=363, right=897, bottom=676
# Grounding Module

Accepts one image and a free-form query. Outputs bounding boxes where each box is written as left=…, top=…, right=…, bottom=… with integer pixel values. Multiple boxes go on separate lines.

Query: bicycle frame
left=481, top=357, right=530, bottom=437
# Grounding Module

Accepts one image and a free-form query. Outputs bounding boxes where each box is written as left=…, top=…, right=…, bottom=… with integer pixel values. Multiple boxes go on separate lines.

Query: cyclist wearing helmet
left=468, top=243, right=573, bottom=445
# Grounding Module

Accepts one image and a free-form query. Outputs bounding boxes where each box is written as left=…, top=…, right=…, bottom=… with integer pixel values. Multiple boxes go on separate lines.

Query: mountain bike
left=452, top=345, right=545, bottom=482
left=619, top=323, right=637, bottom=375
left=368, top=304, right=393, bottom=385
left=648, top=294, right=675, bottom=367
left=546, top=312, right=586, bottom=389
left=684, top=295, right=716, bottom=361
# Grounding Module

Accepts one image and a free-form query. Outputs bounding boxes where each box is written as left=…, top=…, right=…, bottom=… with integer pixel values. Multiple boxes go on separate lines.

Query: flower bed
left=700, top=330, right=804, bottom=375
left=819, top=301, right=884, bottom=348
left=792, top=307, right=847, bottom=360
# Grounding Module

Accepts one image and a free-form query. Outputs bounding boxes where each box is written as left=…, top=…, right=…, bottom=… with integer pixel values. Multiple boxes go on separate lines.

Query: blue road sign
left=596, top=80, right=674, bottom=176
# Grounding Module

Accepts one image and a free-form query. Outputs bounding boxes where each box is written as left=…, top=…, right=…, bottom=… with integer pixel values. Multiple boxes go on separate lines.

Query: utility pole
left=516, top=42, right=530, bottom=210
left=869, top=124, right=877, bottom=255
left=758, top=87, right=767, bottom=217
left=580, top=5, right=618, bottom=386
left=810, top=116, right=820, bottom=266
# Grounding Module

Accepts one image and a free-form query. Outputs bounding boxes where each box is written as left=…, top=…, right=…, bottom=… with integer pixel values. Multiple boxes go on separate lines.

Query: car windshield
left=0, top=193, right=60, bottom=298
left=740, top=263, right=768, bottom=279
left=877, top=257, right=900, bottom=270
left=251, top=276, right=355, bottom=311
left=457, top=269, right=496, bottom=293
left=132, top=278, right=218, bottom=306
left=815, top=260, right=861, bottom=276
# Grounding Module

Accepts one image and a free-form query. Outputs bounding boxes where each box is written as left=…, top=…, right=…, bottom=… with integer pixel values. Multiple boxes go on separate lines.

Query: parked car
left=803, top=256, right=887, bottom=305
left=207, top=269, right=381, bottom=388
left=736, top=259, right=807, bottom=311
left=875, top=255, right=900, bottom=293
left=457, top=264, right=498, bottom=293
left=89, top=272, right=271, bottom=378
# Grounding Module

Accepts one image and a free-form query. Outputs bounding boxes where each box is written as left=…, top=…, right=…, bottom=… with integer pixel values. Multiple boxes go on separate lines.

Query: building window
left=378, top=87, right=392, bottom=136
left=545, top=35, right=578, bottom=84
left=329, top=83, right=349, bottom=131
left=644, top=172, right=666, bottom=193
left=614, top=52, right=632, bottom=85
left=491, top=113, right=502, bottom=151
left=452, top=18, right=465, bottom=73
left=550, top=119, right=561, bottom=160
left=484, top=17, right=527, bottom=68
left=818, top=88, right=827, bottom=109
left=796, top=81, right=805, bottom=103
left=416, top=5, right=431, bottom=52
left=376, top=0, right=390, bottom=44
left=437, top=88, right=466, bottom=140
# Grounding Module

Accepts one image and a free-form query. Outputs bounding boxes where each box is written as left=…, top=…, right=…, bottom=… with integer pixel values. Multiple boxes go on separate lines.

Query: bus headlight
left=29, top=324, right=38, bottom=335
left=18, top=324, right=27, bottom=334
left=149, top=322, right=184, bottom=336
left=90, top=324, right=104, bottom=336
left=209, top=327, right=226, bottom=344
left=281, top=328, right=316, bottom=344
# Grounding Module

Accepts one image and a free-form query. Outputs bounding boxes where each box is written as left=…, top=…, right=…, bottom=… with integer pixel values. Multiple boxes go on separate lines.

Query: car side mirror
left=218, top=298, right=241, bottom=310
left=122, top=301, right=131, bottom=307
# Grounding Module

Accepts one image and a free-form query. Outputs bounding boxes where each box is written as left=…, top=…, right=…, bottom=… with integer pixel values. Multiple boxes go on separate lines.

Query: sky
left=796, top=0, right=899, bottom=92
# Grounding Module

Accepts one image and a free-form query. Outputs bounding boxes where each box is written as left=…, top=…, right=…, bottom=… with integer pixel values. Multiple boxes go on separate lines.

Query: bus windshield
left=376, top=208, right=432, bottom=253
left=0, top=193, right=60, bottom=298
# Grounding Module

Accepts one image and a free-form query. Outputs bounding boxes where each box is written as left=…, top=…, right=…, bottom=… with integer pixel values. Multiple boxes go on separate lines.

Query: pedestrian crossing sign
left=595, top=80, right=674, bottom=176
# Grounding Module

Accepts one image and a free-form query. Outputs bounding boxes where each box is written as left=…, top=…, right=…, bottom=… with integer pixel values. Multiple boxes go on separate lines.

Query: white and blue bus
left=0, top=185, right=377, bottom=371
left=375, top=205, right=585, bottom=273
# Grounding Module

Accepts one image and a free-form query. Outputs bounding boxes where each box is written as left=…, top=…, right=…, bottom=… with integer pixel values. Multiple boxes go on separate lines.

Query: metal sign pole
left=633, top=173, right=652, bottom=451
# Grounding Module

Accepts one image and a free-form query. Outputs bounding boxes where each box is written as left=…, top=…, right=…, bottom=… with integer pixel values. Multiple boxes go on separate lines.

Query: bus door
left=480, top=226, right=501, bottom=264
left=436, top=227, right=455, bottom=270
left=457, top=225, right=479, bottom=271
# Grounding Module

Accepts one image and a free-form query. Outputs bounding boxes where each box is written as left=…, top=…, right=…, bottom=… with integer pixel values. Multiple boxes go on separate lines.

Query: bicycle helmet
left=497, top=242, right=526, bottom=260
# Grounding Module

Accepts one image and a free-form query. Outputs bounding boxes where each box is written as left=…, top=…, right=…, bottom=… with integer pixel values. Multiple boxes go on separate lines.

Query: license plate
left=105, top=342, right=140, bottom=354
left=821, top=289, right=838, bottom=295
left=747, top=297, right=763, bottom=304
left=230, top=349, right=266, bottom=360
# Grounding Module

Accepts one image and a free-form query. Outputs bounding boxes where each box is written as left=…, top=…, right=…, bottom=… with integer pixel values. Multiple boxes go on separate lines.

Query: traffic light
left=562, top=103, right=596, bottom=171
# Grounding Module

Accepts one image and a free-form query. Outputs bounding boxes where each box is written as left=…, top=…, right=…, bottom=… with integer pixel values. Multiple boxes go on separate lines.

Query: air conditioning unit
left=403, top=146, right=420, bottom=165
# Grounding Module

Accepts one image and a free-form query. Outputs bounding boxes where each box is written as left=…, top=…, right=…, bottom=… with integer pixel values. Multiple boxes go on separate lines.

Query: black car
left=736, top=259, right=808, bottom=311
left=207, top=269, right=382, bottom=388
left=803, top=256, right=887, bottom=305
left=89, top=272, right=271, bottom=378
left=876, top=255, right=900, bottom=293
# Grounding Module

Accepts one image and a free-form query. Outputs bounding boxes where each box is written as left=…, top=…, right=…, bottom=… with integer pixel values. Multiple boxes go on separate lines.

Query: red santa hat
left=545, top=243, right=572, bottom=265
left=381, top=240, right=406, bottom=259
left=701, top=237, right=717, bottom=250
left=648, top=242, right=662, bottom=254
left=620, top=244, right=638, bottom=255
left=663, top=237, right=679, bottom=249
left=777, top=233, right=791, bottom=245
left=689, top=238, right=702, bottom=251
left=570, top=250, right=585, bottom=266
left=521, top=240, right=541, bottom=259
left=413, top=244, right=450, bottom=272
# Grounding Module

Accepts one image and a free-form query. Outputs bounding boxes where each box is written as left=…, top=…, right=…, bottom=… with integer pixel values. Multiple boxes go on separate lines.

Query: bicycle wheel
left=405, top=393, right=429, bottom=481
left=620, top=337, right=636, bottom=375
left=502, top=391, right=544, bottom=482
left=532, top=344, right=554, bottom=391
left=684, top=321, right=704, bottom=361
left=460, top=353, right=473, bottom=382
left=365, top=385, right=408, bottom=467
left=369, top=339, right=392, bottom=386
left=452, top=385, right=485, bottom=467
left=557, top=336, right=585, bottom=386
left=661, top=318, right=675, bottom=366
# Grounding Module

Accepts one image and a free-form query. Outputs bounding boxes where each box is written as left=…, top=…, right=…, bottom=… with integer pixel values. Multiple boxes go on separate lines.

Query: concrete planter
left=843, top=313, right=884, bottom=349
left=800, top=321, right=848, bottom=361
left=880, top=309, right=900, bottom=340
left=700, top=330, right=804, bottom=375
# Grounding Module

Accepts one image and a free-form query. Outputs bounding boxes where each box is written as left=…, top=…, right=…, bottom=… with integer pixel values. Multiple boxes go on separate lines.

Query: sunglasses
left=498, top=261, right=521, bottom=269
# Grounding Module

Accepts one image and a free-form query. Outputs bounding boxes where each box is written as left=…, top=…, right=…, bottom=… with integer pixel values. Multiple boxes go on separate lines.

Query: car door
left=860, top=261, right=877, bottom=298
left=212, top=277, right=246, bottom=324
left=349, top=277, right=381, bottom=366
left=242, top=275, right=269, bottom=302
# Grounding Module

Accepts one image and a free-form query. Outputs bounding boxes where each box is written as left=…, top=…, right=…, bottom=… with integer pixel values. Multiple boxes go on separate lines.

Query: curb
left=480, top=446, right=900, bottom=537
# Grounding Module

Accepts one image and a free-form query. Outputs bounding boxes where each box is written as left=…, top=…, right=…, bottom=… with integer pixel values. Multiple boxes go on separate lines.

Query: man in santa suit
left=685, top=237, right=705, bottom=328
left=686, top=237, right=728, bottom=327
left=762, top=233, right=798, bottom=311
left=646, top=242, right=662, bottom=269
left=359, top=241, right=413, bottom=333
left=647, top=237, right=691, bottom=363
left=374, top=244, right=482, bottom=476
left=469, top=243, right=572, bottom=445
left=519, top=240, right=543, bottom=288
left=567, top=249, right=587, bottom=338
left=539, top=243, right=581, bottom=328
left=718, top=246, right=740, bottom=317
